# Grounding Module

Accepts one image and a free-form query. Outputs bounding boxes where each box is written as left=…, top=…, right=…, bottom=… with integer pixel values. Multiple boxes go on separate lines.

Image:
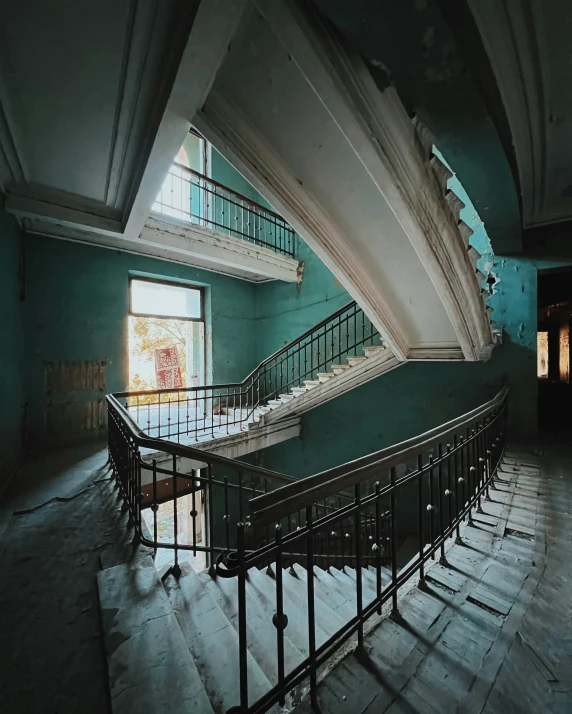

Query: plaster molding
left=196, top=92, right=410, bottom=362
left=0, top=74, right=26, bottom=189
left=252, top=0, right=492, bottom=361
left=143, top=214, right=299, bottom=281
left=468, top=0, right=548, bottom=226
left=24, top=217, right=288, bottom=284
left=0, top=0, right=249, bottom=244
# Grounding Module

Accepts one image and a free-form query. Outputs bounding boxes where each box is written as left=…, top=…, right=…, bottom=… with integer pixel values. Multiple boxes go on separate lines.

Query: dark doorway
left=537, top=267, right=572, bottom=432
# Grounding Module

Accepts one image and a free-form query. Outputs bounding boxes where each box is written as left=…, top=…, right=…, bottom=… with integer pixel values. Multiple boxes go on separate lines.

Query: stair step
left=303, top=380, right=320, bottom=388
left=200, top=571, right=304, bottom=681
left=346, top=356, right=367, bottom=367
left=281, top=564, right=347, bottom=638
left=267, top=399, right=282, bottom=407
left=279, top=394, right=295, bottom=402
left=319, top=566, right=377, bottom=608
left=291, top=387, right=308, bottom=396
left=330, top=567, right=391, bottom=604
left=363, top=346, right=386, bottom=358
left=247, top=566, right=330, bottom=653
left=330, top=364, right=350, bottom=375
left=296, top=566, right=359, bottom=622
left=316, top=372, right=334, bottom=383
left=97, top=557, right=213, bottom=714
left=165, top=565, right=272, bottom=713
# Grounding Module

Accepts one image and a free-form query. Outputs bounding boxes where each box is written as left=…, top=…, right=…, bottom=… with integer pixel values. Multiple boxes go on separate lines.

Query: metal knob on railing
left=272, top=612, right=289, bottom=631
left=458, top=477, right=465, bottom=484
left=426, top=504, right=435, bottom=512
left=444, top=489, right=452, bottom=497
left=469, top=466, right=477, bottom=473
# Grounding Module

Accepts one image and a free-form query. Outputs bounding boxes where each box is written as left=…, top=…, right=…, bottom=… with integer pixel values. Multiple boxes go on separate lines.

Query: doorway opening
left=128, top=277, right=206, bottom=394
left=537, top=267, right=572, bottom=432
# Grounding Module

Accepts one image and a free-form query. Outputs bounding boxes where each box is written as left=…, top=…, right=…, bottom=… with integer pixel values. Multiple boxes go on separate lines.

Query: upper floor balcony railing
left=153, top=162, right=296, bottom=258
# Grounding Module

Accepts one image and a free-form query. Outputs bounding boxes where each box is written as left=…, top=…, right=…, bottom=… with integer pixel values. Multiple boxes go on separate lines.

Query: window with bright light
left=128, top=278, right=205, bottom=394
left=538, top=331, right=549, bottom=378
left=130, top=279, right=202, bottom=320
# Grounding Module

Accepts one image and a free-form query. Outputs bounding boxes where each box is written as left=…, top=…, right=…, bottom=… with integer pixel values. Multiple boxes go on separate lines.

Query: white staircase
left=224, top=344, right=397, bottom=430
left=98, top=556, right=391, bottom=714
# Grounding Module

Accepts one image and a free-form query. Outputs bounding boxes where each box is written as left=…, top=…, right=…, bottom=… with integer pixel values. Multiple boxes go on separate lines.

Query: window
left=130, top=278, right=202, bottom=320
left=128, top=278, right=206, bottom=393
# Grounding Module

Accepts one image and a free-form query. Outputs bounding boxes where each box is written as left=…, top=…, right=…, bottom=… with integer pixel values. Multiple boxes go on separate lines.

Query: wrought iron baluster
left=172, top=454, right=180, bottom=577
left=274, top=525, right=287, bottom=706
left=417, top=454, right=425, bottom=586
left=305, top=506, right=318, bottom=710
left=390, top=466, right=399, bottom=619
left=375, top=481, right=382, bottom=613
left=236, top=522, right=248, bottom=711
left=152, top=459, right=158, bottom=557
left=438, top=444, right=446, bottom=564
left=192, top=470, right=198, bottom=556
left=354, top=482, right=364, bottom=651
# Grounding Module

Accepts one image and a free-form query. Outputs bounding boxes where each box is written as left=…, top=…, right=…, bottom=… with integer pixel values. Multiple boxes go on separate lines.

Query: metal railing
left=153, top=162, right=296, bottom=257
left=108, top=384, right=508, bottom=712
left=113, top=300, right=382, bottom=444
left=216, top=387, right=509, bottom=712
left=107, top=393, right=389, bottom=577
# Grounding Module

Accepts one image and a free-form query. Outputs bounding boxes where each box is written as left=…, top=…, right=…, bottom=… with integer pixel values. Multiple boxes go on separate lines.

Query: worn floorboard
left=301, top=445, right=572, bottom=714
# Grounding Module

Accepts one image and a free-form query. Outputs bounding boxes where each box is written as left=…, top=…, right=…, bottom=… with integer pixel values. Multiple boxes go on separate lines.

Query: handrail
left=106, top=392, right=295, bottom=486
left=173, top=162, right=286, bottom=224
left=113, top=298, right=358, bottom=399
left=154, top=162, right=296, bottom=257
left=249, top=387, right=508, bottom=526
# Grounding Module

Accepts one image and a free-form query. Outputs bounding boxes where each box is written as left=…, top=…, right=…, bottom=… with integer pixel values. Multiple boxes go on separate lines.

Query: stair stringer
left=258, top=349, right=402, bottom=426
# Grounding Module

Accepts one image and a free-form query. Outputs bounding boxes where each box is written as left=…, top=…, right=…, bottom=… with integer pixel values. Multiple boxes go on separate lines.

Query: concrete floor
left=1, top=442, right=571, bottom=713
left=0, top=442, right=147, bottom=714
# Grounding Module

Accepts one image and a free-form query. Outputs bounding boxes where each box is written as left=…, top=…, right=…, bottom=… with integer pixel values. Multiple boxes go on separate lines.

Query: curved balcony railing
left=107, top=382, right=508, bottom=713
left=153, top=162, right=296, bottom=257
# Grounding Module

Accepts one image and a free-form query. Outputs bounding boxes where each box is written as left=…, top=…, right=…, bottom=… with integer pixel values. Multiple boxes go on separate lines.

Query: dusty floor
left=296, top=444, right=572, bottom=714
left=1, top=442, right=571, bottom=713
left=0, top=442, right=141, bottom=714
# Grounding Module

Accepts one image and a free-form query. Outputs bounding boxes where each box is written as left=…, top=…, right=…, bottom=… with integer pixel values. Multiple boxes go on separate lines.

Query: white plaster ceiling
left=0, top=0, right=197, bottom=232
left=469, top=0, right=572, bottom=228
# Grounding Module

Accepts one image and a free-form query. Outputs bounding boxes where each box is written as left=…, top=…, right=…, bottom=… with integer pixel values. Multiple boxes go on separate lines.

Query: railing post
left=305, top=506, right=318, bottom=712
left=152, top=459, right=158, bottom=558
left=374, top=481, right=382, bottom=615
left=417, top=454, right=425, bottom=588
left=273, top=525, right=287, bottom=706
left=428, top=455, right=435, bottom=559
left=236, top=522, right=248, bottom=712
left=390, top=466, right=400, bottom=621
left=172, top=454, right=181, bottom=578
left=354, top=482, right=364, bottom=653
left=437, top=444, right=446, bottom=564
left=207, top=464, right=216, bottom=576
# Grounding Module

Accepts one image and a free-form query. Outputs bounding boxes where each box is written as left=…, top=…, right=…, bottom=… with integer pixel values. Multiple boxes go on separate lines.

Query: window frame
left=129, top=276, right=205, bottom=323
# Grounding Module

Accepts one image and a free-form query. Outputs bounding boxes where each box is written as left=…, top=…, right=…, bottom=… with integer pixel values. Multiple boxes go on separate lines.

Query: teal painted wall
left=211, top=147, right=351, bottom=361
left=23, top=236, right=258, bottom=444
left=0, top=207, right=24, bottom=488
left=211, top=149, right=272, bottom=210
left=255, top=241, right=350, bottom=361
